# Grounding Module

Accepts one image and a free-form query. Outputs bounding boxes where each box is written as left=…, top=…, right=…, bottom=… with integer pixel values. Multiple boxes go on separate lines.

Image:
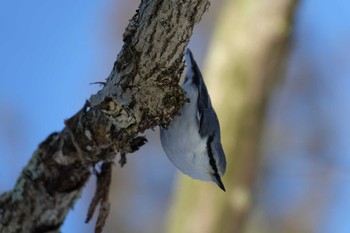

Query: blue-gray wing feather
left=185, top=48, right=226, bottom=175
left=185, top=49, right=221, bottom=138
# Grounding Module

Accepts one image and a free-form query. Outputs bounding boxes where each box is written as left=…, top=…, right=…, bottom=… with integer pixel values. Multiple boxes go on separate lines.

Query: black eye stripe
left=207, top=134, right=219, bottom=175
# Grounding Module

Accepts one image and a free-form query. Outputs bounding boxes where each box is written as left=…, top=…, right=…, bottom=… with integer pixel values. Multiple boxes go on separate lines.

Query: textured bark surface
left=0, top=0, right=210, bottom=232
left=166, top=0, right=299, bottom=233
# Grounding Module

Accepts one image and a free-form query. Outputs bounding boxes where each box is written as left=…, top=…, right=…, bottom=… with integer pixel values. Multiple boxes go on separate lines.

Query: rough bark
left=0, top=0, right=210, bottom=232
left=166, top=0, right=299, bottom=233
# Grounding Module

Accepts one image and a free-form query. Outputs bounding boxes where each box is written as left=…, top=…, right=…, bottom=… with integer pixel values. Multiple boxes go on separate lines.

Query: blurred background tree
left=166, top=0, right=298, bottom=233
left=2, top=0, right=350, bottom=233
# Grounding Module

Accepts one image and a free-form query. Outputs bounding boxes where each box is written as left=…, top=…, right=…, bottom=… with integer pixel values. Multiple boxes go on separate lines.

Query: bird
left=160, top=48, right=227, bottom=191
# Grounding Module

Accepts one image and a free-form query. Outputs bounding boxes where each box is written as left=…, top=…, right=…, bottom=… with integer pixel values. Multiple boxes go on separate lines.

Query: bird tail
left=184, top=48, right=202, bottom=85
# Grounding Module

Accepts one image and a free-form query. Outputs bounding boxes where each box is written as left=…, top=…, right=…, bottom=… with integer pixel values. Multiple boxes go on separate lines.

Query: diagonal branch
left=0, top=0, right=210, bottom=232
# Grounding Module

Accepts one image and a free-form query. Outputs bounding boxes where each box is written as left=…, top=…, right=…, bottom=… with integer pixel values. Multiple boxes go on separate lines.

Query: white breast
left=160, top=83, right=212, bottom=181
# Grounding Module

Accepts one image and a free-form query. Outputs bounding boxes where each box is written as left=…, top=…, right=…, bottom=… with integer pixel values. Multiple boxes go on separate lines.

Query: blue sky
left=0, top=1, right=115, bottom=232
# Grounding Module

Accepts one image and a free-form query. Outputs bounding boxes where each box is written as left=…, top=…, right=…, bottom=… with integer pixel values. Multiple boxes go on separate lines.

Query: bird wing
left=198, top=107, right=221, bottom=138
left=185, top=48, right=212, bottom=119
left=185, top=49, right=216, bottom=137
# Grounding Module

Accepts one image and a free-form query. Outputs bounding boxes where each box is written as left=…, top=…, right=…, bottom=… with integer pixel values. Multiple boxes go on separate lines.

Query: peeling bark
left=0, top=0, right=210, bottom=232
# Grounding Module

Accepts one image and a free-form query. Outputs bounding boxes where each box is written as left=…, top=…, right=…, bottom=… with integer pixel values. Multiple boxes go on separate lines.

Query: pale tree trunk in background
left=166, top=1, right=299, bottom=233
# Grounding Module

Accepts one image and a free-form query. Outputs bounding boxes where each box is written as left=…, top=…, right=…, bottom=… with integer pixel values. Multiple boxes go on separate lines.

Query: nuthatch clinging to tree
left=160, top=48, right=227, bottom=191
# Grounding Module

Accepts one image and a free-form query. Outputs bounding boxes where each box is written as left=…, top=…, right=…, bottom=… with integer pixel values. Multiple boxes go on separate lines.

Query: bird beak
left=213, top=174, right=226, bottom=192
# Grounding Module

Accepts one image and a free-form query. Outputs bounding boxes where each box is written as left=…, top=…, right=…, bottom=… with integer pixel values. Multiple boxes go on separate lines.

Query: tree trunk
left=0, top=1, right=211, bottom=232
left=166, top=0, right=299, bottom=233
